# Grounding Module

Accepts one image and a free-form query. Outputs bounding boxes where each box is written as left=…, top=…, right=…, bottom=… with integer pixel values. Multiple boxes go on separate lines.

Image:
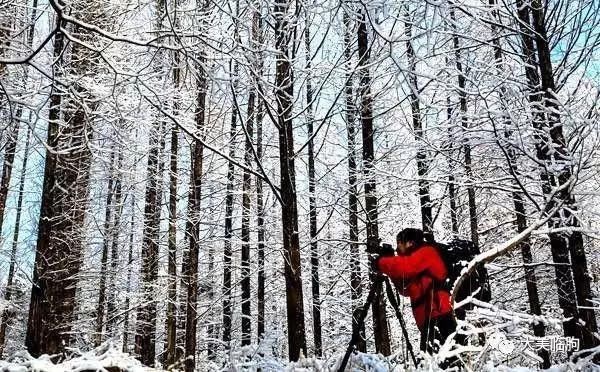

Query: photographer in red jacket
left=375, top=228, right=459, bottom=354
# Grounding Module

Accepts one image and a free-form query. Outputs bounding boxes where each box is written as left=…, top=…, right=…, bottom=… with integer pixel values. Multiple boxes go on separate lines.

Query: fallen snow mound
left=0, top=343, right=154, bottom=372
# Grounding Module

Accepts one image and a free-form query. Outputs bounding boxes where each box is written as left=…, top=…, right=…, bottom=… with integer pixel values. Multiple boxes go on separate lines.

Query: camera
left=380, top=243, right=394, bottom=256
left=366, top=240, right=395, bottom=256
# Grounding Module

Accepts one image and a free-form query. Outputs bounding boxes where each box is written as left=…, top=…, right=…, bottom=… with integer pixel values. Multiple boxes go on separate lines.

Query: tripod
left=338, top=274, right=417, bottom=372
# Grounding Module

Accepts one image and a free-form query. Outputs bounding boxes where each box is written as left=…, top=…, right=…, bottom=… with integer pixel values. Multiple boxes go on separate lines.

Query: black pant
left=420, top=313, right=465, bottom=369
left=419, top=312, right=461, bottom=354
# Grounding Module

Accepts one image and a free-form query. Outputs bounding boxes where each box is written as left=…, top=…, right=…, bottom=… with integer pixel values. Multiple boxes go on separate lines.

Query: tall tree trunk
left=529, top=0, right=598, bottom=347
left=106, top=148, right=124, bottom=337
left=185, top=2, right=208, bottom=364
left=135, top=119, right=166, bottom=366
left=488, top=3, right=550, bottom=365
left=343, top=3, right=365, bottom=353
left=0, top=125, right=32, bottom=357
left=221, top=63, right=237, bottom=349
left=255, top=18, right=266, bottom=339
left=304, top=5, right=322, bottom=357
left=515, top=0, right=598, bottom=348
left=503, top=130, right=551, bottom=367
left=164, top=110, right=179, bottom=368
left=134, top=122, right=162, bottom=366
left=0, top=18, right=10, bottom=79
left=177, top=171, right=193, bottom=360
left=241, top=141, right=253, bottom=348
left=516, top=0, right=579, bottom=343
left=273, top=0, right=307, bottom=361
left=356, top=8, right=391, bottom=356
left=165, top=6, right=181, bottom=361
left=404, top=9, right=432, bottom=234
left=449, top=8, right=479, bottom=248
left=95, top=149, right=117, bottom=346
left=256, top=112, right=266, bottom=337
left=123, top=191, right=136, bottom=353
left=134, top=0, right=167, bottom=362
left=185, top=111, right=205, bottom=372
left=446, top=99, right=459, bottom=236
left=136, top=121, right=166, bottom=365
left=240, top=9, right=255, bottom=346
left=206, top=226, right=217, bottom=360
left=25, top=16, right=96, bottom=357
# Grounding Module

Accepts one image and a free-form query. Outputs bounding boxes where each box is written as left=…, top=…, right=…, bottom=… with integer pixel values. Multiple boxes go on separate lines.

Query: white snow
left=1, top=343, right=599, bottom=371
left=0, top=343, right=154, bottom=372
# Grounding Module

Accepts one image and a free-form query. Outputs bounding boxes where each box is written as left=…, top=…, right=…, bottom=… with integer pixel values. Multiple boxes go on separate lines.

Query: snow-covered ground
left=1, top=344, right=599, bottom=372
left=0, top=344, right=152, bottom=372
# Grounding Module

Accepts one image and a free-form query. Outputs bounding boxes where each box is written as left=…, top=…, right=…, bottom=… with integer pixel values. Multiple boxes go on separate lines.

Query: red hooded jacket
left=377, top=244, right=453, bottom=330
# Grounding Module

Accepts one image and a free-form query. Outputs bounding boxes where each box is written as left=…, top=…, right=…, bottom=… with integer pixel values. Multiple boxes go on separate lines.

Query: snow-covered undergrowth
left=0, top=343, right=153, bottom=372
left=1, top=344, right=599, bottom=372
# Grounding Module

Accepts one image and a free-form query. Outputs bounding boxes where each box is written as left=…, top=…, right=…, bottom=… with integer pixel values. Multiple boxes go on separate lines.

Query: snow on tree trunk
left=356, top=7, right=391, bottom=356
left=25, top=9, right=98, bottom=357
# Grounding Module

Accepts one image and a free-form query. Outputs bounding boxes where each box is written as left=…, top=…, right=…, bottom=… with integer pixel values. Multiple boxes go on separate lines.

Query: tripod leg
left=338, top=275, right=384, bottom=372
left=384, top=277, right=418, bottom=367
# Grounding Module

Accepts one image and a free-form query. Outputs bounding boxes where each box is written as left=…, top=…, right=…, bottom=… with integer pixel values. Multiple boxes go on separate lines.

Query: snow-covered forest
left=0, top=0, right=599, bottom=370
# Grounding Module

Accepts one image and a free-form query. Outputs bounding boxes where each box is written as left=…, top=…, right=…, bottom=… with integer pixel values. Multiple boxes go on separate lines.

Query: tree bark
left=134, top=121, right=162, bottom=366
left=0, top=0, right=16, bottom=78
left=304, top=5, right=322, bottom=357
left=176, top=174, right=192, bottom=358
left=356, top=7, right=391, bottom=355
left=122, top=191, right=136, bottom=353
left=529, top=0, right=598, bottom=348
left=488, top=2, right=550, bottom=365
left=165, top=11, right=181, bottom=362
left=343, top=3, right=365, bottom=353
left=516, top=0, right=578, bottom=341
left=446, top=99, right=459, bottom=236
left=404, top=9, right=432, bottom=234
left=221, top=63, right=237, bottom=349
left=273, top=0, right=307, bottom=361
left=503, top=130, right=551, bottom=367
left=161, top=123, right=178, bottom=366
left=106, top=148, right=123, bottom=337
left=449, top=8, right=479, bottom=248
left=95, top=149, right=117, bottom=346
left=206, top=216, right=217, bottom=360
left=514, top=0, right=598, bottom=348
left=240, top=9, right=256, bottom=345
left=25, top=17, right=96, bottom=357
left=134, top=0, right=167, bottom=362
left=135, top=119, right=166, bottom=366
left=241, top=95, right=253, bottom=347
left=255, top=22, right=266, bottom=340
left=184, top=3, right=208, bottom=364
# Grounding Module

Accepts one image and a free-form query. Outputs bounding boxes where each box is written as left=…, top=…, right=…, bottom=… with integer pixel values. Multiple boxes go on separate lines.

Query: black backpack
left=434, top=239, right=491, bottom=319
